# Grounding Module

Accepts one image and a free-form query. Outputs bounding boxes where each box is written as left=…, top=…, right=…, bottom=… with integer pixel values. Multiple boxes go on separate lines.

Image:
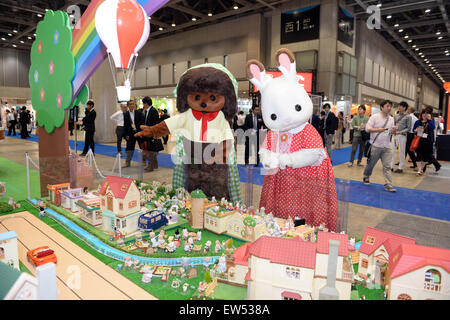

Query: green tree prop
left=204, top=269, right=212, bottom=283
left=227, top=238, right=233, bottom=249
left=29, top=10, right=75, bottom=134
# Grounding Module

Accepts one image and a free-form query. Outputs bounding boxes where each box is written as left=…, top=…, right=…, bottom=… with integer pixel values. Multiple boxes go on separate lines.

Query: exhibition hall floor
left=1, top=133, right=449, bottom=249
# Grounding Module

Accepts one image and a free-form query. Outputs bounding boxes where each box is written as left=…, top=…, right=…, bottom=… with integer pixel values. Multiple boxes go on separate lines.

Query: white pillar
left=36, top=262, right=58, bottom=300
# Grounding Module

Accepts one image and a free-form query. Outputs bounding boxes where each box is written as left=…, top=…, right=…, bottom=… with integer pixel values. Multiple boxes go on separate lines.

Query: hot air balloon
left=95, top=0, right=150, bottom=102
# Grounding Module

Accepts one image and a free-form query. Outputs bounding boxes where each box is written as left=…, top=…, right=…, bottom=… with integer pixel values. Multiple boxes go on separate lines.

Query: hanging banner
left=280, top=5, right=320, bottom=45
left=338, top=7, right=354, bottom=48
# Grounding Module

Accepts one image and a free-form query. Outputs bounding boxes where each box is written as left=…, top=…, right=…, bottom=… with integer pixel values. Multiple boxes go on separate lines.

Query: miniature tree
left=28, top=10, right=77, bottom=195
left=204, top=269, right=212, bottom=283
left=243, top=215, right=256, bottom=239
left=227, top=238, right=234, bottom=249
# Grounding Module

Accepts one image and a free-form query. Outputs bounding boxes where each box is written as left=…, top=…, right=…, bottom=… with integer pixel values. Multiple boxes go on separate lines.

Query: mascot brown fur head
left=176, top=67, right=237, bottom=122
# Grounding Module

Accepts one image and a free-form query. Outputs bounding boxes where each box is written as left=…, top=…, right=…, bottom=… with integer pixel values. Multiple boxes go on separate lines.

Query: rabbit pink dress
left=260, top=123, right=338, bottom=231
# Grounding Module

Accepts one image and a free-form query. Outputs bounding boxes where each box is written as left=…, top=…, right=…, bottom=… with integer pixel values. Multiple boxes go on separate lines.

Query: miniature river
left=30, top=199, right=219, bottom=267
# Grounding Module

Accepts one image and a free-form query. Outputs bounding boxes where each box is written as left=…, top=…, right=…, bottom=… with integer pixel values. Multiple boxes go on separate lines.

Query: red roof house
left=232, top=243, right=252, bottom=266
left=99, top=176, right=135, bottom=199
left=389, top=243, right=450, bottom=279
left=316, top=232, right=349, bottom=257
left=359, top=227, right=416, bottom=257
left=249, top=236, right=316, bottom=269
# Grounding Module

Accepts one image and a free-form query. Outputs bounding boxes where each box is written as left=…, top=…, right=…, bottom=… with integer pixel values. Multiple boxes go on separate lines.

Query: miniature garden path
left=0, top=211, right=157, bottom=300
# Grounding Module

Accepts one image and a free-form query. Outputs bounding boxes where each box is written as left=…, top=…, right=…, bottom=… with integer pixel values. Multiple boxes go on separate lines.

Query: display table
left=437, top=134, right=450, bottom=161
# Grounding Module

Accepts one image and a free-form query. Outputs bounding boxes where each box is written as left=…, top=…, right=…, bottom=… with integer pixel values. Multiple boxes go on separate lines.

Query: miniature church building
left=0, top=231, right=19, bottom=270
left=98, top=176, right=145, bottom=236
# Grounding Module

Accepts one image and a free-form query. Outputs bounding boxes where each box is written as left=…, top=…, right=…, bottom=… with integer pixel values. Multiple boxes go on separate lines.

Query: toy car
left=27, top=246, right=57, bottom=267
left=138, top=209, right=168, bottom=232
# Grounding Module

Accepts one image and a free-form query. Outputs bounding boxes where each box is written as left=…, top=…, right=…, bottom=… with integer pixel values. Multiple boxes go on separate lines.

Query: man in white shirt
left=363, top=100, right=398, bottom=192
left=405, top=106, right=418, bottom=169
left=6, top=109, right=16, bottom=136
left=110, top=104, right=128, bottom=156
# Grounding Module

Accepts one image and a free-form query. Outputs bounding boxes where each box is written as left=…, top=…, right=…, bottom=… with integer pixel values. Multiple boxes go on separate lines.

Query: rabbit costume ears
left=247, top=48, right=297, bottom=91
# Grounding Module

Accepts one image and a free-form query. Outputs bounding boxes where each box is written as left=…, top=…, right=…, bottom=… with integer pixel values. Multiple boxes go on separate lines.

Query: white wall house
left=0, top=231, right=19, bottom=270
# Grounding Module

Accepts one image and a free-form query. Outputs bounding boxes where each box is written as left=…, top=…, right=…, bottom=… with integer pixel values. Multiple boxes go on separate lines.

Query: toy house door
left=107, top=196, right=113, bottom=211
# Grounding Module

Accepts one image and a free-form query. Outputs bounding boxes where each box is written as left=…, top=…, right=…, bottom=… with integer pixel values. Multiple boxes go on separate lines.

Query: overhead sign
left=253, top=71, right=313, bottom=94
left=338, top=7, right=354, bottom=48
left=280, top=5, right=320, bottom=45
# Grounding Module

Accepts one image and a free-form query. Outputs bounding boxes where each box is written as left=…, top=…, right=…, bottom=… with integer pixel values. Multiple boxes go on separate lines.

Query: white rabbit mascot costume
left=247, top=48, right=338, bottom=232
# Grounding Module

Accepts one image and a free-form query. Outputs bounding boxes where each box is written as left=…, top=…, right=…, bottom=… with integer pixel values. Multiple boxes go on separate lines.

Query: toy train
left=138, top=209, right=168, bottom=232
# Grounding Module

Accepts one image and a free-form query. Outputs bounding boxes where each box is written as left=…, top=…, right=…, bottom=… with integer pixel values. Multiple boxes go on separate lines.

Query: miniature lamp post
left=189, top=189, right=206, bottom=229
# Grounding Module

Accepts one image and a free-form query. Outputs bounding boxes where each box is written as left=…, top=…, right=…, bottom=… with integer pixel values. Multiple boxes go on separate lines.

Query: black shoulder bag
left=364, top=116, right=390, bottom=159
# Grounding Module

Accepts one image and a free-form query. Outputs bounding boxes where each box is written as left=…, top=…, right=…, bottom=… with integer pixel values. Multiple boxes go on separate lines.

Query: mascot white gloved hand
left=246, top=48, right=338, bottom=231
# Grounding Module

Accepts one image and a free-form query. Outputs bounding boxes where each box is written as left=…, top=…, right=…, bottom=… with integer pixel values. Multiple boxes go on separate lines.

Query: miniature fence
left=30, top=199, right=219, bottom=267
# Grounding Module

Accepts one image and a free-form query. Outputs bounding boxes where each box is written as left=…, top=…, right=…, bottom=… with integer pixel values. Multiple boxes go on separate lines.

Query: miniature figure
left=133, top=259, right=141, bottom=269
left=197, top=230, right=202, bottom=242
left=8, top=197, right=16, bottom=209
left=182, top=228, right=188, bottom=239
left=124, top=257, right=133, bottom=270
left=166, top=236, right=176, bottom=253
left=184, top=241, right=192, bottom=252
left=179, top=267, right=187, bottom=278
left=182, top=282, right=189, bottom=293
left=217, top=254, right=227, bottom=274
left=187, top=237, right=194, bottom=250
left=171, top=279, right=181, bottom=289
left=203, top=257, right=211, bottom=270
left=204, top=240, right=212, bottom=253
left=38, top=207, right=46, bottom=218
left=174, top=229, right=181, bottom=240
left=214, top=240, right=222, bottom=253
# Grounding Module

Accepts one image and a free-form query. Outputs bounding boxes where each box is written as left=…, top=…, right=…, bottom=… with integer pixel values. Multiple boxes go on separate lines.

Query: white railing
left=424, top=282, right=441, bottom=292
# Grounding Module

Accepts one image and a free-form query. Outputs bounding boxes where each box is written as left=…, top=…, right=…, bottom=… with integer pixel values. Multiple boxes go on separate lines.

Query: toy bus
left=138, top=209, right=168, bottom=232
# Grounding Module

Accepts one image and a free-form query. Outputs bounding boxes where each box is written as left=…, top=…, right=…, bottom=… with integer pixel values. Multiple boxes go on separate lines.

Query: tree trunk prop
left=37, top=111, right=70, bottom=197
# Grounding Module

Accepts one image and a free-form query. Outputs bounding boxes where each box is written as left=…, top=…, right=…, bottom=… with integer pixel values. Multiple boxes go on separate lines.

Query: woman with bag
left=412, top=108, right=441, bottom=175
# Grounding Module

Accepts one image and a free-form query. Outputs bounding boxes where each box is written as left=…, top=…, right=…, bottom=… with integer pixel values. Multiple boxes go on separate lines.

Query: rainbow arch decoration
left=70, top=0, right=169, bottom=105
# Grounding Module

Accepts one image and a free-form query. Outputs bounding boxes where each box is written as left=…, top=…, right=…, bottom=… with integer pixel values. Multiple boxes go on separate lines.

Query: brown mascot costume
left=135, top=64, right=242, bottom=203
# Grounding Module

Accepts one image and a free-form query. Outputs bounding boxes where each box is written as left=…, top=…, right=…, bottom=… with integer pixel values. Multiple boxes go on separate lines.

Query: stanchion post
left=26, top=152, right=31, bottom=200
left=137, top=150, right=143, bottom=181
left=118, top=152, right=122, bottom=177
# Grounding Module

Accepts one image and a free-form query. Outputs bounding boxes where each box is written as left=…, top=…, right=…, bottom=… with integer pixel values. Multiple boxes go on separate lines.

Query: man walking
left=80, top=100, right=96, bottom=156
left=141, top=96, right=161, bottom=171
left=159, top=109, right=170, bottom=145
left=323, top=103, right=338, bottom=160
left=123, top=99, right=143, bottom=168
left=348, top=105, right=369, bottom=167
left=110, top=104, right=128, bottom=156
left=244, top=105, right=264, bottom=166
left=405, top=106, right=418, bottom=169
left=392, top=101, right=410, bottom=173
left=363, top=100, right=397, bottom=192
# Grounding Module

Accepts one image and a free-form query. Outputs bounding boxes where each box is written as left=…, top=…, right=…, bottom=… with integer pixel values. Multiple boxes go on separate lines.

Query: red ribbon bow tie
left=192, top=110, right=219, bottom=141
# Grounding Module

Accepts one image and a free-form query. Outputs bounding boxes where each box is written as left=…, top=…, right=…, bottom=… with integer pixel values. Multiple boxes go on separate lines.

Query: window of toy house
left=119, top=202, right=124, bottom=210
left=424, top=269, right=441, bottom=292
left=361, top=259, right=368, bottom=269
left=116, top=219, right=120, bottom=227
left=0, top=247, right=4, bottom=259
left=365, top=236, right=375, bottom=245
left=128, top=200, right=137, bottom=209
left=285, top=267, right=301, bottom=280
left=122, top=220, right=127, bottom=228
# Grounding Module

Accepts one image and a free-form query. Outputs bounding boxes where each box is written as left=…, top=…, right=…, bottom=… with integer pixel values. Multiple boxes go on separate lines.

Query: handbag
left=364, top=117, right=390, bottom=159
left=410, top=122, right=428, bottom=152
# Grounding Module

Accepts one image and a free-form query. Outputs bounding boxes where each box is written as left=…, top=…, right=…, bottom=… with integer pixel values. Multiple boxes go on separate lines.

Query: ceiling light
left=412, top=45, right=416, bottom=48
left=8, top=33, right=12, bottom=36
left=415, top=48, right=419, bottom=51
left=158, top=27, right=163, bottom=31
left=394, top=24, right=399, bottom=27
left=386, top=15, right=392, bottom=19
left=404, top=35, right=409, bottom=39
left=408, top=40, right=412, bottom=43
left=445, top=50, right=449, bottom=53
left=377, top=3, right=382, bottom=7
left=425, top=9, right=431, bottom=13
left=28, top=36, right=32, bottom=39
left=233, top=5, right=239, bottom=10
left=208, top=13, right=213, bottom=17
left=148, top=16, right=151, bottom=20
left=12, top=44, right=16, bottom=47
left=436, top=31, right=441, bottom=35
left=192, top=17, right=197, bottom=21
left=1, top=38, right=5, bottom=41
left=446, top=53, right=450, bottom=56
left=33, top=33, right=36, bottom=36
left=13, top=30, right=17, bottom=33
left=438, top=36, right=443, bottom=40
left=20, top=40, right=24, bottom=43
left=398, top=29, right=403, bottom=32
left=171, top=23, right=176, bottom=27
left=37, top=14, right=42, bottom=17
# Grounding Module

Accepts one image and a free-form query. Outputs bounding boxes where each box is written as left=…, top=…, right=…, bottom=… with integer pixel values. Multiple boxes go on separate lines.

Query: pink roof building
left=99, top=176, right=135, bottom=199
left=387, top=244, right=450, bottom=300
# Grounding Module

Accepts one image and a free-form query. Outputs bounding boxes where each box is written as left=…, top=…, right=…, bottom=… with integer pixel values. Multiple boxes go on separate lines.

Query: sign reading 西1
left=280, top=5, right=320, bottom=45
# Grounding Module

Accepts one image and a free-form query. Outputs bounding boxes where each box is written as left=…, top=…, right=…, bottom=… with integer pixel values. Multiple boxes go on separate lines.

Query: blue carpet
left=8, top=134, right=449, bottom=221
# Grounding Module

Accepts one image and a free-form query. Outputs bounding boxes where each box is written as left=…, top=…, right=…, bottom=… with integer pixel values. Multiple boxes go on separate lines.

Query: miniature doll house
left=76, top=198, right=103, bottom=226
left=358, top=227, right=416, bottom=282
left=0, top=261, right=58, bottom=300
left=60, top=188, right=84, bottom=213
left=204, top=207, right=235, bottom=234
left=386, top=243, right=450, bottom=300
left=0, top=231, right=19, bottom=270
left=225, top=243, right=252, bottom=286
left=245, top=233, right=353, bottom=300
left=47, top=183, right=71, bottom=206
left=99, top=176, right=144, bottom=235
